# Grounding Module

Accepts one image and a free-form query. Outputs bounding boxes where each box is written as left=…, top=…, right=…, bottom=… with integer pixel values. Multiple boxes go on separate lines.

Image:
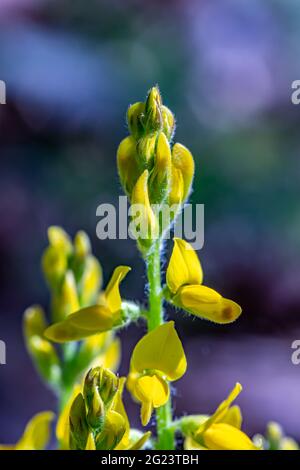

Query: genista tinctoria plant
left=1, top=87, right=298, bottom=451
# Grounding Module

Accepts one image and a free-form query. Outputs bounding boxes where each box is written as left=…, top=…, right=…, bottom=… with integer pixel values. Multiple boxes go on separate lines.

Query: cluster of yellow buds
left=117, top=86, right=194, bottom=252
left=64, top=367, right=150, bottom=450
left=23, top=226, right=123, bottom=396
left=41, top=226, right=102, bottom=322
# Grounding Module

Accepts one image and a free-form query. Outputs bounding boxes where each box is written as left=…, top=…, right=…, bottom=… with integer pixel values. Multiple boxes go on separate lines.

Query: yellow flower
left=0, top=412, right=54, bottom=450
left=184, top=383, right=259, bottom=450
left=44, top=266, right=130, bottom=343
left=166, top=238, right=242, bottom=324
left=127, top=321, right=186, bottom=426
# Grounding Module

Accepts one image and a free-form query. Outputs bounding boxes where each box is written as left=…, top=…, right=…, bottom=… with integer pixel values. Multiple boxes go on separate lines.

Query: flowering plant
left=1, top=87, right=297, bottom=451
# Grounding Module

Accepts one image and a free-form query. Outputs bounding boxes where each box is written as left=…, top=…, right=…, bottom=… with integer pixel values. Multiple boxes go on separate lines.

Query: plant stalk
left=146, top=239, right=175, bottom=450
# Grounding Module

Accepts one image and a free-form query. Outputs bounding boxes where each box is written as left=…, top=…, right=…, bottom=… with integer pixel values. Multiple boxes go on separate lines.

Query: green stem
left=146, top=239, right=175, bottom=450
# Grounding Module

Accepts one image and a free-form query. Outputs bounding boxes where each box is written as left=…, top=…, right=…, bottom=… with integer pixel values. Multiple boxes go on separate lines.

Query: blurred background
left=1, top=0, right=300, bottom=445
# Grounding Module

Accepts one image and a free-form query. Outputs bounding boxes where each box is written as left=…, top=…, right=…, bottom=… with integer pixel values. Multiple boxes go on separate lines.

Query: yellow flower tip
left=23, top=305, right=47, bottom=339
left=74, top=230, right=91, bottom=258
left=219, top=299, right=242, bottom=324
left=47, top=226, right=72, bottom=253
left=140, top=401, right=153, bottom=427
left=104, top=265, right=131, bottom=317
left=166, top=238, right=203, bottom=295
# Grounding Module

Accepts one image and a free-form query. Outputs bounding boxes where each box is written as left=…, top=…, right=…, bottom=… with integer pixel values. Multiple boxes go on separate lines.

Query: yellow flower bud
left=127, top=101, right=145, bottom=139
left=23, top=306, right=61, bottom=387
left=130, top=170, right=158, bottom=249
left=48, top=226, right=72, bottom=254
left=74, top=230, right=91, bottom=259
left=169, top=165, right=184, bottom=207
left=117, top=136, right=140, bottom=197
left=136, top=134, right=157, bottom=168
left=69, top=393, right=89, bottom=450
left=95, top=410, right=126, bottom=450
left=143, top=86, right=163, bottom=133
left=79, top=256, right=103, bottom=306
left=84, top=369, right=105, bottom=430
left=23, top=305, right=47, bottom=338
left=41, top=245, right=67, bottom=290
left=51, top=270, right=80, bottom=322
left=161, top=105, right=175, bottom=140
left=149, top=132, right=172, bottom=205
left=171, top=143, right=195, bottom=202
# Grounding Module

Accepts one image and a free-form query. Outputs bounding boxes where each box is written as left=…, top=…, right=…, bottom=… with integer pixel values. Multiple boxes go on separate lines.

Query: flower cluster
left=1, top=87, right=297, bottom=451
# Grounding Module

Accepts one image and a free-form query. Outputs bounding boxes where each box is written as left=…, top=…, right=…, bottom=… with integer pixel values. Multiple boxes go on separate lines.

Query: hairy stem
left=146, top=239, right=175, bottom=450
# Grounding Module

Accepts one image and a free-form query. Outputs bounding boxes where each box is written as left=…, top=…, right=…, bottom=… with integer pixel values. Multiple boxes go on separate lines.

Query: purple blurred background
left=1, top=0, right=300, bottom=444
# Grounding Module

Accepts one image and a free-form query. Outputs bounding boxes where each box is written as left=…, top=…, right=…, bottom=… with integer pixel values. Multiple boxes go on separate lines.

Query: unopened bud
left=143, top=87, right=163, bottom=133
left=23, top=305, right=47, bottom=338
left=74, top=230, right=91, bottom=259
left=79, top=256, right=102, bottom=306
left=69, top=393, right=89, bottom=450
left=149, top=132, right=172, bottom=204
left=171, top=143, right=194, bottom=202
left=42, top=245, right=67, bottom=290
left=48, top=226, right=72, bottom=255
left=95, top=410, right=126, bottom=450
left=117, top=136, right=140, bottom=197
left=161, top=105, right=175, bottom=140
left=127, top=102, right=145, bottom=139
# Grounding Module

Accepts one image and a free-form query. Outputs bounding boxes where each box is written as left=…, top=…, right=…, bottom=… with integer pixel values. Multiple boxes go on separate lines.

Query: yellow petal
left=104, top=266, right=131, bottom=316
left=135, top=374, right=169, bottom=415
left=166, top=238, right=203, bottom=294
left=221, top=405, right=242, bottom=429
left=44, top=305, right=115, bottom=343
left=15, top=411, right=54, bottom=450
left=169, top=166, right=184, bottom=206
left=171, top=143, right=194, bottom=201
left=56, top=384, right=81, bottom=449
left=195, top=383, right=242, bottom=438
left=117, top=136, right=140, bottom=196
left=203, top=423, right=258, bottom=450
left=111, top=378, right=131, bottom=449
left=149, top=132, right=172, bottom=204
left=130, top=321, right=187, bottom=381
left=175, top=285, right=242, bottom=324
left=48, top=226, right=72, bottom=253
left=130, top=170, right=158, bottom=240
left=96, top=410, right=126, bottom=450
left=80, top=256, right=103, bottom=306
